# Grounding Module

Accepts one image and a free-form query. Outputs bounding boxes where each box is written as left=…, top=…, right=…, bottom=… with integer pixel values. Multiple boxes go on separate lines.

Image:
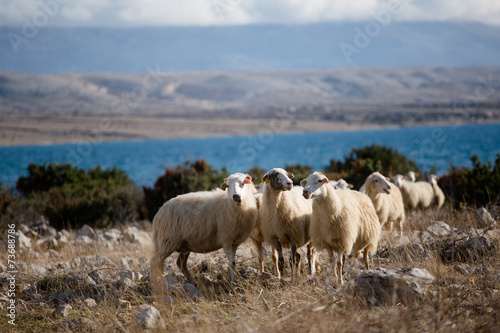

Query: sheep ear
left=300, top=179, right=307, bottom=187
left=244, top=175, right=252, bottom=184
left=386, top=177, right=390, bottom=181
left=261, top=173, right=270, bottom=184
left=287, top=172, right=294, bottom=179
left=322, top=178, right=329, bottom=184
left=348, top=184, right=353, bottom=188
left=220, top=178, right=228, bottom=190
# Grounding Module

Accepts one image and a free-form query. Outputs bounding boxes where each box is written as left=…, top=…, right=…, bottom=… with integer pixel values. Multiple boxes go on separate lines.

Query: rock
left=442, top=235, right=493, bottom=263
left=53, top=304, right=72, bottom=317
left=71, top=235, right=94, bottom=245
left=22, top=282, right=39, bottom=301
left=90, top=270, right=114, bottom=285
left=49, top=290, right=74, bottom=303
left=0, top=263, right=6, bottom=273
left=427, top=221, right=452, bottom=238
left=477, top=207, right=497, bottom=228
left=120, top=257, right=138, bottom=270
left=181, top=283, right=202, bottom=300
left=55, top=232, right=69, bottom=248
left=115, top=299, right=132, bottom=310
left=84, top=298, right=97, bottom=308
left=455, top=263, right=473, bottom=275
left=30, top=218, right=56, bottom=237
left=123, top=226, right=151, bottom=247
left=345, top=267, right=435, bottom=306
left=117, top=277, right=135, bottom=290
left=58, top=317, right=94, bottom=331
left=86, top=283, right=103, bottom=301
left=78, top=224, right=96, bottom=238
left=14, top=231, right=31, bottom=249
left=104, top=229, right=122, bottom=243
left=35, top=237, right=58, bottom=249
left=159, top=295, right=176, bottom=304
left=27, top=263, right=48, bottom=276
left=134, top=304, right=165, bottom=329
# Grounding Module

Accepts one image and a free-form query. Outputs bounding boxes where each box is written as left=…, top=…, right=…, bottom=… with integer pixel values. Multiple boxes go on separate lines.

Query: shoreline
left=1, top=114, right=499, bottom=148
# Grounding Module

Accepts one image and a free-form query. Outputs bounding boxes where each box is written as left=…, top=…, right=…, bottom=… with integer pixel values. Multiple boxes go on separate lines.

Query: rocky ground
left=1, top=207, right=499, bottom=332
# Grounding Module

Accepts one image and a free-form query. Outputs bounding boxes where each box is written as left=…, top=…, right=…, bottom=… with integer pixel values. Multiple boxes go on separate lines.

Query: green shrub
left=324, top=144, right=420, bottom=190
left=15, top=163, right=142, bottom=229
left=284, top=164, right=314, bottom=186
left=438, top=154, right=500, bottom=208
left=142, top=160, right=228, bottom=220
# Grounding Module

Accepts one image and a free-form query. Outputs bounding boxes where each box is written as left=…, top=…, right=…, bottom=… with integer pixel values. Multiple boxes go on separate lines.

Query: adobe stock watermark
left=226, top=106, right=297, bottom=173
left=61, top=65, right=162, bottom=173
left=212, top=0, right=243, bottom=19
left=452, top=73, right=499, bottom=114
left=339, top=0, right=413, bottom=64
left=7, top=0, right=71, bottom=54
left=6, top=224, right=18, bottom=325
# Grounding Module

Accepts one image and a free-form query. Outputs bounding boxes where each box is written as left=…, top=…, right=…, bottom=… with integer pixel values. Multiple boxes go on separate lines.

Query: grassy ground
left=2, top=206, right=499, bottom=332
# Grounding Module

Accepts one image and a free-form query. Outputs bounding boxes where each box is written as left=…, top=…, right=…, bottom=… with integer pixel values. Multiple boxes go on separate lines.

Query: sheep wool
left=302, top=172, right=380, bottom=285
left=360, top=172, right=406, bottom=236
left=429, top=174, right=445, bottom=209
left=258, top=168, right=317, bottom=280
left=149, top=173, right=258, bottom=292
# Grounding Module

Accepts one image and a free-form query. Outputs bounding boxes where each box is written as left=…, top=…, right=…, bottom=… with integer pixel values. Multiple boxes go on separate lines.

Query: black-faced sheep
left=302, top=172, right=380, bottom=285
left=149, top=173, right=258, bottom=292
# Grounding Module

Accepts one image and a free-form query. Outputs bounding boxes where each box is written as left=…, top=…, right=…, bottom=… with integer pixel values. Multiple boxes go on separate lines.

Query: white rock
left=123, top=226, right=151, bottom=247
left=15, top=231, right=31, bottom=249
left=78, top=224, right=96, bottom=238
left=427, top=221, right=452, bottom=237
left=134, top=305, right=165, bottom=329
left=71, top=235, right=94, bottom=245
left=53, top=304, right=72, bottom=317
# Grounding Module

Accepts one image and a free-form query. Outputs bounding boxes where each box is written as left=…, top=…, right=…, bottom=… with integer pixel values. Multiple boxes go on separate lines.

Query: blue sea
left=1, top=123, right=499, bottom=187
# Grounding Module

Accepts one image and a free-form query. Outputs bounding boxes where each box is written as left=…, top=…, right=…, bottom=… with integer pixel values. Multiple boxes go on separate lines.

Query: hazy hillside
left=1, top=22, right=500, bottom=73
left=1, top=66, right=499, bottom=145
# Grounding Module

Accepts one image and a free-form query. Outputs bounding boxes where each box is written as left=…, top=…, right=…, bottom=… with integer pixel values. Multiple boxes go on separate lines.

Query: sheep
left=407, top=171, right=419, bottom=182
left=258, top=168, right=317, bottom=280
left=331, top=178, right=353, bottom=190
left=149, top=173, right=258, bottom=291
left=429, top=174, right=445, bottom=209
left=250, top=192, right=265, bottom=273
left=392, top=174, right=434, bottom=210
left=301, top=172, right=381, bottom=285
left=359, top=172, right=406, bottom=236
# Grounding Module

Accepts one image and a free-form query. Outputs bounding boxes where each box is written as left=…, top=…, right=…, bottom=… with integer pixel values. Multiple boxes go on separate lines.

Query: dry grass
left=2, top=206, right=499, bottom=332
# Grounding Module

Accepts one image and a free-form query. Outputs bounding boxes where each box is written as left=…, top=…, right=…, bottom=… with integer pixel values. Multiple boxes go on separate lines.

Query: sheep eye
left=375, top=179, right=378, bottom=182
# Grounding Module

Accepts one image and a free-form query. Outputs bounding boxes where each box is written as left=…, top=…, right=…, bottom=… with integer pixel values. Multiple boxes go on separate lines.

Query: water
left=1, top=123, right=499, bottom=187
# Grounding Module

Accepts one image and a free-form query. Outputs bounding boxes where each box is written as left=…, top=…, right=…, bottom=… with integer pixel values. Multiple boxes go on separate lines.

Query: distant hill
left=1, top=22, right=500, bottom=73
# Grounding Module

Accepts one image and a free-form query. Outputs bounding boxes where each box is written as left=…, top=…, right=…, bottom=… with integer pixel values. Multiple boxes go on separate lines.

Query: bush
left=324, top=144, right=420, bottom=190
left=438, top=154, right=500, bottom=208
left=142, top=160, right=228, bottom=220
left=15, top=163, right=142, bottom=229
left=284, top=164, right=314, bottom=186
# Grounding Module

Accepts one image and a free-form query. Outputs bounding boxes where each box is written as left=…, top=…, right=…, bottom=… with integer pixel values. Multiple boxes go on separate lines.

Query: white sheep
left=302, top=172, right=381, bottom=285
left=149, top=173, right=258, bottom=291
left=392, top=174, right=434, bottom=210
left=331, top=178, right=353, bottom=190
left=407, top=171, right=418, bottom=182
left=359, top=172, right=406, bottom=236
left=429, top=174, right=445, bottom=209
left=258, top=168, right=317, bottom=280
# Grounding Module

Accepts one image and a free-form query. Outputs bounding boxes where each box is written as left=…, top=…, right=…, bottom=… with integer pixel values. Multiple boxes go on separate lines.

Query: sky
left=1, top=0, right=500, bottom=27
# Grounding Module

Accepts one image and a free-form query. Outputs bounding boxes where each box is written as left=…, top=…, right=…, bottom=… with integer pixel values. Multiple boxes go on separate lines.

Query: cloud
left=1, top=0, right=499, bottom=27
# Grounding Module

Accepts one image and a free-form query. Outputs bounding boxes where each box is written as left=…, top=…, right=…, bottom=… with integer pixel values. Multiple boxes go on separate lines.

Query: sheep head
left=391, top=174, right=405, bottom=187
left=429, top=174, right=439, bottom=186
left=220, top=173, right=253, bottom=206
left=301, top=172, right=329, bottom=199
left=261, top=168, right=294, bottom=191
left=369, top=172, right=392, bottom=194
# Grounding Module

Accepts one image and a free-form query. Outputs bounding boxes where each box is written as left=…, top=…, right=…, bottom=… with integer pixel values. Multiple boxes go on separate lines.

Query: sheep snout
left=233, top=194, right=242, bottom=205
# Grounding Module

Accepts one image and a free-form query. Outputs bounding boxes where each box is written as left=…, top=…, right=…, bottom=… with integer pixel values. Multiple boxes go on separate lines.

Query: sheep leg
left=150, top=240, right=176, bottom=294
left=290, top=241, right=301, bottom=282
left=177, top=252, right=194, bottom=284
left=307, top=243, right=317, bottom=275
left=326, top=246, right=337, bottom=285
left=363, top=247, right=370, bottom=270
left=386, top=221, right=394, bottom=232
left=252, top=238, right=264, bottom=274
left=224, top=245, right=238, bottom=284
left=270, top=238, right=284, bottom=279
left=337, top=249, right=344, bottom=285
left=397, top=217, right=404, bottom=237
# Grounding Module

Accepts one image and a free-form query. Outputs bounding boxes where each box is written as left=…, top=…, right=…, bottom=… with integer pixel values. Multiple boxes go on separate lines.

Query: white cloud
left=0, top=0, right=499, bottom=27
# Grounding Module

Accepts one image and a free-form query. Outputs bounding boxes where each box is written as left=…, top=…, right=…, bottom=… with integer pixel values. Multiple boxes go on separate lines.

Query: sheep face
left=392, top=174, right=405, bottom=187
left=262, top=168, right=294, bottom=191
left=407, top=171, right=417, bottom=182
left=220, top=173, right=253, bottom=206
left=301, top=172, right=329, bottom=199
left=430, top=174, right=438, bottom=186
left=334, top=179, right=353, bottom=190
left=370, top=172, right=392, bottom=194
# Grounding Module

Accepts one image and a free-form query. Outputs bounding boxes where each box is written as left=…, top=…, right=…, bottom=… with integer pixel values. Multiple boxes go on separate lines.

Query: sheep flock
left=150, top=168, right=447, bottom=291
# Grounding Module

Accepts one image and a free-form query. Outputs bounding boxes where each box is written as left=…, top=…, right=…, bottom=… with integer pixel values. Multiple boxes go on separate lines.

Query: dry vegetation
left=1, top=205, right=499, bottom=332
